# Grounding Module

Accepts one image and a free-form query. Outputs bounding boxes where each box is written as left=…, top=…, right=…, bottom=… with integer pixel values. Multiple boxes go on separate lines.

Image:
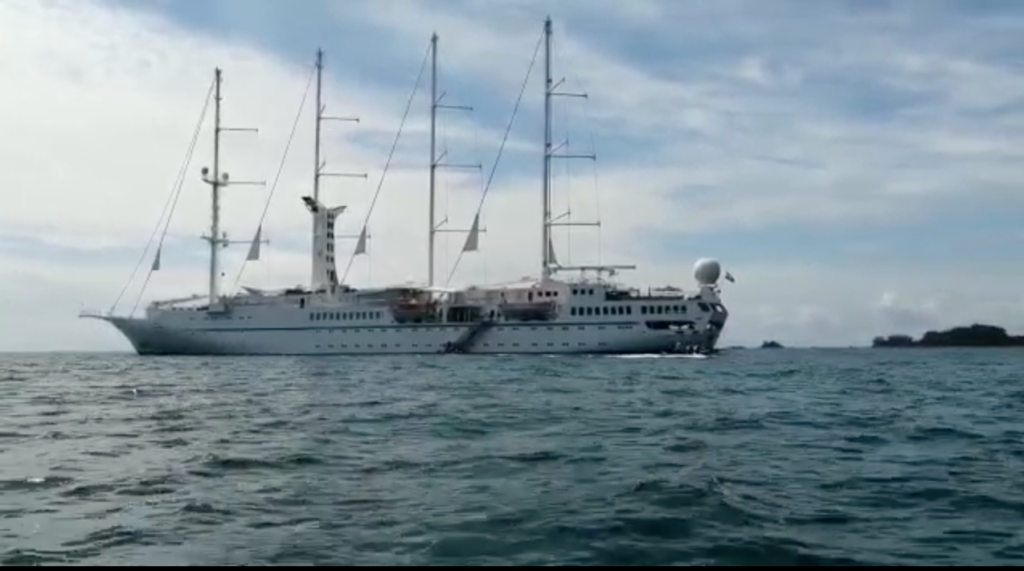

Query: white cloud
left=353, top=0, right=1024, bottom=220
left=1, top=0, right=1024, bottom=351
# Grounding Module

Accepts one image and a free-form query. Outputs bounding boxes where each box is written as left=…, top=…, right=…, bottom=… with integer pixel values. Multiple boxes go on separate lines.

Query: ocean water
left=2, top=348, right=1023, bottom=566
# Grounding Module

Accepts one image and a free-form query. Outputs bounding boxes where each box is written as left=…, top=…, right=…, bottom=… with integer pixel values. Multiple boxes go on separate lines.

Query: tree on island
left=873, top=324, right=1024, bottom=348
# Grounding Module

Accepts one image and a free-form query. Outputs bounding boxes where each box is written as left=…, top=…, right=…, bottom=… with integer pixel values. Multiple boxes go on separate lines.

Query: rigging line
left=579, top=77, right=603, bottom=267
left=590, top=94, right=603, bottom=268
left=341, top=40, right=431, bottom=284
left=111, top=77, right=215, bottom=315
left=559, top=40, right=604, bottom=267
left=362, top=174, right=370, bottom=285
left=231, top=61, right=317, bottom=293
left=559, top=33, right=573, bottom=267
left=443, top=106, right=450, bottom=281
left=131, top=101, right=210, bottom=317
left=471, top=101, right=488, bottom=286
left=446, top=27, right=544, bottom=286
left=130, top=87, right=213, bottom=316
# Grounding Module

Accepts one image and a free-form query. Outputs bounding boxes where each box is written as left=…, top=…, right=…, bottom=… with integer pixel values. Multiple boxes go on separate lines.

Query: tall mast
left=314, top=49, right=324, bottom=203
left=427, top=34, right=478, bottom=287
left=208, top=68, right=223, bottom=305
left=313, top=49, right=324, bottom=290
left=310, top=49, right=366, bottom=290
left=540, top=18, right=600, bottom=280
left=200, top=68, right=263, bottom=306
left=428, top=33, right=439, bottom=288
left=542, top=17, right=553, bottom=281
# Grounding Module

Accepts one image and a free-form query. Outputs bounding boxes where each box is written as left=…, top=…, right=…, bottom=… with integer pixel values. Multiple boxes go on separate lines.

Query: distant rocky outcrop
left=760, top=340, right=784, bottom=349
left=872, top=324, right=1024, bottom=348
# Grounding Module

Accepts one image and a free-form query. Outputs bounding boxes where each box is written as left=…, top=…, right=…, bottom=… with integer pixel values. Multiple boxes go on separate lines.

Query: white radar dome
left=693, top=258, right=722, bottom=285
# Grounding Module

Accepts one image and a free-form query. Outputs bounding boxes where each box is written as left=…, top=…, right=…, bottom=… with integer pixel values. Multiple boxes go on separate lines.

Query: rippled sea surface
left=3, top=349, right=1024, bottom=565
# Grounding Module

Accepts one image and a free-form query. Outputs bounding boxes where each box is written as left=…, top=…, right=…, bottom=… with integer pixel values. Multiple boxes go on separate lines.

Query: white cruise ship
left=82, top=18, right=731, bottom=356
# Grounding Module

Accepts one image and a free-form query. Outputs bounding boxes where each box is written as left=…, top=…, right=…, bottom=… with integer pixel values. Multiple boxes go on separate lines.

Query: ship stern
left=701, top=287, right=729, bottom=353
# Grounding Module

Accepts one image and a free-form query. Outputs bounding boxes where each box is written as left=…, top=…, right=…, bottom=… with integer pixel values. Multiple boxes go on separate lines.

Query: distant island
left=872, top=324, right=1024, bottom=348
left=760, top=340, right=784, bottom=349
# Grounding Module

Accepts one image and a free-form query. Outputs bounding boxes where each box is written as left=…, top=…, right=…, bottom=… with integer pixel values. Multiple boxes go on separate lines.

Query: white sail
left=246, top=225, right=262, bottom=261
left=353, top=226, right=368, bottom=255
left=462, top=214, right=480, bottom=253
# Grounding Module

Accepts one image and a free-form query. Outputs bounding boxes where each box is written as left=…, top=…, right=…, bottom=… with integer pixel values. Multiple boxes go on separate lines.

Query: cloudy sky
left=1, top=0, right=1023, bottom=351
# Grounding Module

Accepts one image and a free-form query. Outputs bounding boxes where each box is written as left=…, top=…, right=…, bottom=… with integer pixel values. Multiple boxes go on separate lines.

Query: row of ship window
left=310, top=311, right=384, bottom=321
left=299, top=325, right=635, bottom=333
left=570, top=304, right=694, bottom=316
left=643, top=305, right=692, bottom=314
left=313, top=342, right=610, bottom=350
left=186, top=324, right=636, bottom=336
left=309, top=304, right=703, bottom=322
left=572, top=305, right=630, bottom=316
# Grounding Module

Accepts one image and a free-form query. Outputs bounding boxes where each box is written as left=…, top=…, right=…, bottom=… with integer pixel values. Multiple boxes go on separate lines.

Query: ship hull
left=97, top=316, right=725, bottom=356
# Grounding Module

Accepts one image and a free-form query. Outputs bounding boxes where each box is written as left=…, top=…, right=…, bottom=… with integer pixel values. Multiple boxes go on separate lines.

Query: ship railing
left=150, top=294, right=207, bottom=308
